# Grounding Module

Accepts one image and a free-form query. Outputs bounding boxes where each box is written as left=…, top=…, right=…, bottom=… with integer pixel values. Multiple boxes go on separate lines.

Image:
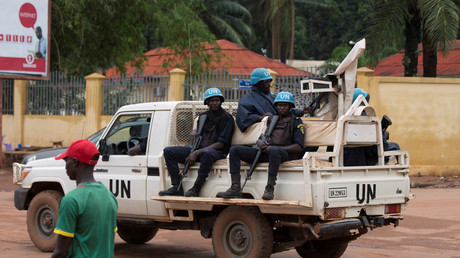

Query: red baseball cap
left=55, top=139, right=100, bottom=165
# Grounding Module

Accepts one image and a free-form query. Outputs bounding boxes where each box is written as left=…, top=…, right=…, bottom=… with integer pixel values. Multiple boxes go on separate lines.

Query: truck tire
left=117, top=225, right=158, bottom=244
left=212, top=206, right=273, bottom=258
left=295, top=239, right=349, bottom=258
left=26, top=190, right=63, bottom=252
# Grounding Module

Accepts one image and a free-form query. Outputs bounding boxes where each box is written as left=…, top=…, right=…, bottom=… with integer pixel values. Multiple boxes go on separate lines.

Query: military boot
left=262, top=175, right=277, bottom=200
left=158, top=174, right=183, bottom=196
left=216, top=174, right=242, bottom=198
left=185, top=175, right=207, bottom=197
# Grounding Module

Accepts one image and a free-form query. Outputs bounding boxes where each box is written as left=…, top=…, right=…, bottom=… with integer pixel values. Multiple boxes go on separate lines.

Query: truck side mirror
left=98, top=139, right=106, bottom=153
left=98, top=139, right=110, bottom=161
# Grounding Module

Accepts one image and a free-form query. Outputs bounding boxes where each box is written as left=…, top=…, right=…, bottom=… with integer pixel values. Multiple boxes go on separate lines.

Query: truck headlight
left=12, top=163, right=23, bottom=184
left=13, top=163, right=31, bottom=184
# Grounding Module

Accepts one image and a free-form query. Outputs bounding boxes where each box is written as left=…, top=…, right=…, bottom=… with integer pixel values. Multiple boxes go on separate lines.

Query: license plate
left=329, top=187, right=347, bottom=198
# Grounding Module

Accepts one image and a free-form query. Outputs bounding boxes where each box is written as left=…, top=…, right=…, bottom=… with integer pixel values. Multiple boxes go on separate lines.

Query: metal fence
left=103, top=71, right=169, bottom=115
left=2, top=79, right=14, bottom=114
left=183, top=68, right=251, bottom=103
left=5, top=66, right=332, bottom=116
left=27, top=71, right=86, bottom=115
left=183, top=67, right=333, bottom=107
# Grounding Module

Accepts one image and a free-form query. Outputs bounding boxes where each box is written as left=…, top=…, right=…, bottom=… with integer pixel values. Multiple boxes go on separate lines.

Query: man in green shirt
left=52, top=139, right=118, bottom=258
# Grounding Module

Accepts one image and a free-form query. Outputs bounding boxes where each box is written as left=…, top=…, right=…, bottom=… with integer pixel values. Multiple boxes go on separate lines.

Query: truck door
left=95, top=112, right=152, bottom=217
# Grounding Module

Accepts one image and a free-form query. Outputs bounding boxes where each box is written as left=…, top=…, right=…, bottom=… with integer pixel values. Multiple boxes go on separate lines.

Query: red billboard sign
left=0, top=0, right=50, bottom=79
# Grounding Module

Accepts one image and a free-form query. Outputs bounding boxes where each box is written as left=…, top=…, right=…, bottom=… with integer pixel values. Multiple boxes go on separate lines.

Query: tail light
left=385, top=204, right=401, bottom=214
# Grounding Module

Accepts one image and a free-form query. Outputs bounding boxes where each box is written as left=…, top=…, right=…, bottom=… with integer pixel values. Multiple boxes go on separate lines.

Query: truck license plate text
left=329, top=187, right=347, bottom=198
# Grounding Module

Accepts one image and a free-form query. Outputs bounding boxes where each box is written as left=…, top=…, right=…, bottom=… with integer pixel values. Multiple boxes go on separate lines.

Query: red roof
left=373, top=40, right=460, bottom=77
left=105, top=39, right=304, bottom=77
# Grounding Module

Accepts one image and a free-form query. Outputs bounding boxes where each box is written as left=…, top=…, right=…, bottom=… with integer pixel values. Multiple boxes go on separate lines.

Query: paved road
left=1, top=170, right=459, bottom=257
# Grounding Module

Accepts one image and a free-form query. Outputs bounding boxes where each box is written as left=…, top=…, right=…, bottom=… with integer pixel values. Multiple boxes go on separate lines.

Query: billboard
left=0, top=0, right=50, bottom=79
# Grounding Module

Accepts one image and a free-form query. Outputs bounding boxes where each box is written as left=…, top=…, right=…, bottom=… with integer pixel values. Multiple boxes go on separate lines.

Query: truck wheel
left=295, top=239, right=349, bottom=258
left=117, top=225, right=158, bottom=244
left=212, top=206, right=273, bottom=258
left=26, top=190, right=63, bottom=252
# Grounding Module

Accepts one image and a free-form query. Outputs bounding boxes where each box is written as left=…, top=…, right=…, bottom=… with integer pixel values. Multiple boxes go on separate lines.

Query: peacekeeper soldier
left=236, top=68, right=307, bottom=132
left=343, top=88, right=400, bottom=166
left=159, top=88, right=235, bottom=197
left=217, top=92, right=305, bottom=200
left=52, top=140, right=118, bottom=258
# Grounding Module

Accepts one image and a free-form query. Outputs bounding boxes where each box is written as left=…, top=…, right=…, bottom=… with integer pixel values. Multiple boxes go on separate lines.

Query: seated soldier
left=159, top=88, right=234, bottom=197
left=343, top=88, right=400, bottom=166
left=236, top=68, right=307, bottom=133
left=217, top=92, right=305, bottom=200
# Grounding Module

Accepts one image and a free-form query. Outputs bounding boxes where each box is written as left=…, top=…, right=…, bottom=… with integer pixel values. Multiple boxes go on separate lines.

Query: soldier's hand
left=260, top=145, right=271, bottom=153
left=257, top=139, right=270, bottom=153
left=185, top=151, right=199, bottom=164
left=257, top=113, right=273, bottom=122
left=189, top=130, right=197, bottom=143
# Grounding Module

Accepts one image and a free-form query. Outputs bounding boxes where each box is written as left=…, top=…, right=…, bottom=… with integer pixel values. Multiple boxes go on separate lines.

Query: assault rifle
left=305, top=92, right=329, bottom=117
left=177, top=114, right=207, bottom=190
left=240, top=115, right=280, bottom=192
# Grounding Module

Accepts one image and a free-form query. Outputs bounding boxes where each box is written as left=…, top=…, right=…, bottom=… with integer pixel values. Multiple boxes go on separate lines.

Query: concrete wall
left=357, top=68, right=460, bottom=176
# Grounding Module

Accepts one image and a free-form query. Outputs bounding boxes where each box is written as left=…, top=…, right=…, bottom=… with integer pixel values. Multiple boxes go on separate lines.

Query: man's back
left=55, top=182, right=118, bottom=257
left=236, top=88, right=276, bottom=132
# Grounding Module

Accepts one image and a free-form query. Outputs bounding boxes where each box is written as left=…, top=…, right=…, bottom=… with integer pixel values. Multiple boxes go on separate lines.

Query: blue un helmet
left=274, top=91, right=295, bottom=108
left=203, top=88, right=224, bottom=105
left=250, top=68, right=272, bottom=85
left=353, top=88, right=370, bottom=103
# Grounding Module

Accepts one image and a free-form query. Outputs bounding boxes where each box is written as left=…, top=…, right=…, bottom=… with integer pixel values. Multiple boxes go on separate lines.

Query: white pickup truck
left=12, top=39, right=412, bottom=257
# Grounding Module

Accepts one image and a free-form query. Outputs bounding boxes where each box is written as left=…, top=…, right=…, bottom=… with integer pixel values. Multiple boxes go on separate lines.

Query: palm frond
left=366, top=0, right=411, bottom=65
left=206, top=0, right=252, bottom=22
left=207, top=15, right=244, bottom=46
left=221, top=14, right=255, bottom=43
left=200, top=0, right=255, bottom=46
left=294, top=0, right=337, bottom=9
left=418, top=0, right=459, bottom=55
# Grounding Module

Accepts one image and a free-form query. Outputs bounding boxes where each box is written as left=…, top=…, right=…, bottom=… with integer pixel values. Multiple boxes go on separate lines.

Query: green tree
left=292, top=0, right=375, bottom=61
left=366, top=0, right=459, bottom=77
left=51, top=0, right=222, bottom=75
left=264, top=0, right=337, bottom=63
left=198, top=0, right=255, bottom=47
left=242, top=0, right=337, bottom=63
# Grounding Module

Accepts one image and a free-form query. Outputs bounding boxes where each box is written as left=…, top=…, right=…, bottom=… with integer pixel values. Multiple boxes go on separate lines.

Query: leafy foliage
left=366, top=0, right=460, bottom=76
left=240, top=0, right=338, bottom=62
left=291, top=0, right=370, bottom=60
left=50, top=0, right=222, bottom=76
left=198, top=0, right=255, bottom=47
left=48, top=0, right=459, bottom=77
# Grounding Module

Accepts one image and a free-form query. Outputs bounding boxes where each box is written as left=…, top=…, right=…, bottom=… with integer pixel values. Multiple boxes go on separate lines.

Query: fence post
left=168, top=68, right=186, bottom=101
left=13, top=80, right=27, bottom=148
left=84, top=73, right=105, bottom=138
left=268, top=69, right=278, bottom=94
